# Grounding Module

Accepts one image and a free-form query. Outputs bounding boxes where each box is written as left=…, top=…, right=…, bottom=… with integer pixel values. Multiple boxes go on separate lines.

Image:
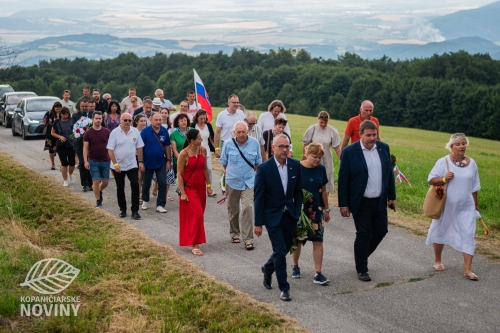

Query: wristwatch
left=139, top=161, right=143, bottom=163
left=324, top=208, right=331, bottom=212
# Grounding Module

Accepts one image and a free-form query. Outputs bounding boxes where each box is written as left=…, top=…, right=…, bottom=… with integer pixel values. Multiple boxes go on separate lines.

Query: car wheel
left=21, top=123, right=28, bottom=140
left=12, top=122, right=18, bottom=136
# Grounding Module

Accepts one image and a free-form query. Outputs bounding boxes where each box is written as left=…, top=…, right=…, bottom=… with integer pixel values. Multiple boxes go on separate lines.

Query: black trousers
left=75, top=141, right=91, bottom=187
left=352, top=197, right=388, bottom=274
left=114, top=168, right=139, bottom=213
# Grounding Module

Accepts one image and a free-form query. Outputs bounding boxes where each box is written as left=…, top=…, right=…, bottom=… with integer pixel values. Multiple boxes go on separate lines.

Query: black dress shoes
left=280, top=290, right=291, bottom=301
left=82, top=186, right=88, bottom=192
left=131, top=211, right=141, bottom=220
left=119, top=210, right=127, bottom=218
left=262, top=266, right=272, bottom=289
left=358, top=272, right=372, bottom=281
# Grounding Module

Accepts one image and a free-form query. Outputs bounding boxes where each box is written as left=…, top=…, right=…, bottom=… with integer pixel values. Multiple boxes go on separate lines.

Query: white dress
left=196, top=124, right=212, bottom=180
left=302, top=124, right=341, bottom=192
left=425, top=156, right=481, bottom=255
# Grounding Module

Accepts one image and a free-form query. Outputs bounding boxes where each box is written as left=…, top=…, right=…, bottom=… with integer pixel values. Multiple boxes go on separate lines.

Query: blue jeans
left=263, top=211, right=296, bottom=292
left=142, top=164, right=166, bottom=208
left=89, top=161, right=110, bottom=181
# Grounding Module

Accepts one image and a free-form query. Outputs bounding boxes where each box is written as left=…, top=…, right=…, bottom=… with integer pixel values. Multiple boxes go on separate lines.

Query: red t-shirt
left=83, top=127, right=111, bottom=162
left=344, top=115, right=380, bottom=144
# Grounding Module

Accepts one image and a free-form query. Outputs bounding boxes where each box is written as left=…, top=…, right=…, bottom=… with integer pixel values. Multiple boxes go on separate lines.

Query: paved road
left=2, top=129, right=499, bottom=333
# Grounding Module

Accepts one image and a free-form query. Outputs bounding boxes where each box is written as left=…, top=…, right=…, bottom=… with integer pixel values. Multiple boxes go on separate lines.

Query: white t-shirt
left=216, top=108, right=245, bottom=142
left=189, top=102, right=198, bottom=110
left=257, top=111, right=291, bottom=135
left=106, top=126, right=144, bottom=171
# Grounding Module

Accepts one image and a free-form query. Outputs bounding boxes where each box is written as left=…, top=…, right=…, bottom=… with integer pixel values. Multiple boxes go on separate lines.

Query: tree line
left=0, top=49, right=499, bottom=140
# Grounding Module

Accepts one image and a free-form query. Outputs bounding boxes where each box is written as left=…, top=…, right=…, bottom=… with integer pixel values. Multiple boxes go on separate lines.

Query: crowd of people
left=42, top=87, right=482, bottom=302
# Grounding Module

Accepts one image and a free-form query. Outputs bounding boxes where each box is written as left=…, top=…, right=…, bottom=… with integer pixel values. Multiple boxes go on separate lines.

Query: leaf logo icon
left=20, top=258, right=80, bottom=295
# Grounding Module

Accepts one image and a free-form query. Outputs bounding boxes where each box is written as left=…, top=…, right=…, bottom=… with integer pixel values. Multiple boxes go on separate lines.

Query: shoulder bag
left=232, top=138, right=255, bottom=170
left=152, top=128, right=167, bottom=159
left=423, top=157, right=450, bottom=219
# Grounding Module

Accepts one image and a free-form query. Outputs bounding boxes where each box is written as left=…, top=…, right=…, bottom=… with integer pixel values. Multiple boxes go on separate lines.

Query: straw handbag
left=423, top=158, right=449, bottom=219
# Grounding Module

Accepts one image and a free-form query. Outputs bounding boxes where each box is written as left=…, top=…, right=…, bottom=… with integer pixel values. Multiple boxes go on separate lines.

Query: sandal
left=167, top=196, right=174, bottom=201
left=245, top=243, right=254, bottom=250
left=433, top=263, right=445, bottom=271
left=192, top=248, right=203, bottom=256
left=464, top=272, right=478, bottom=281
left=231, top=237, right=241, bottom=243
left=51, top=165, right=55, bottom=170
left=208, top=192, right=217, bottom=197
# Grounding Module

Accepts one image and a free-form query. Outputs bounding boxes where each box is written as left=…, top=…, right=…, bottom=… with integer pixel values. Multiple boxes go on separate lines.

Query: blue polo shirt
left=140, top=125, right=171, bottom=170
left=220, top=136, right=262, bottom=190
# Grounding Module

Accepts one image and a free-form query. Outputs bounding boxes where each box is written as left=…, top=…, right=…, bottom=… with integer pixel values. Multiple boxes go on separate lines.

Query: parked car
left=0, top=85, right=14, bottom=99
left=0, top=91, right=38, bottom=128
left=12, top=96, right=60, bottom=140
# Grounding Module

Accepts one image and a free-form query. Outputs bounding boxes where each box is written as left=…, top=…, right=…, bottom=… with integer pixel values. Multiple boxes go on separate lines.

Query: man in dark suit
left=71, top=99, right=95, bottom=192
left=254, top=134, right=303, bottom=301
left=338, top=120, right=396, bottom=282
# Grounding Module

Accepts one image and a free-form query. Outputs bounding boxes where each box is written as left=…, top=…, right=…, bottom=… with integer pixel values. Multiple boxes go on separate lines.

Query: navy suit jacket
left=338, top=140, right=396, bottom=216
left=254, top=157, right=303, bottom=227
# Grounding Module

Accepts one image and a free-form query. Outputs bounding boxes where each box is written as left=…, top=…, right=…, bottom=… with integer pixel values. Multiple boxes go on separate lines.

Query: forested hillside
left=1, top=49, right=499, bottom=140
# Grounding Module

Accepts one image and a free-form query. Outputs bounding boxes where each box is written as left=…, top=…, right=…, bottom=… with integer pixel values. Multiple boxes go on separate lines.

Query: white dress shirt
left=360, top=141, right=383, bottom=198
left=274, top=156, right=288, bottom=195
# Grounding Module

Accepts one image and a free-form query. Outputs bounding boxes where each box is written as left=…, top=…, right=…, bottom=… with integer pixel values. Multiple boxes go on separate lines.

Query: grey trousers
left=225, top=184, right=254, bottom=244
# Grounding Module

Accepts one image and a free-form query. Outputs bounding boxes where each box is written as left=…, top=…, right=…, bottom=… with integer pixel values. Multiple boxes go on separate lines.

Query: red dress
left=179, top=151, right=207, bottom=246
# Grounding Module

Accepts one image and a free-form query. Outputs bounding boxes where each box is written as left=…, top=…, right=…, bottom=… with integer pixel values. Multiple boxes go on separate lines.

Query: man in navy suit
left=254, top=134, right=303, bottom=301
left=338, top=120, right=396, bottom=282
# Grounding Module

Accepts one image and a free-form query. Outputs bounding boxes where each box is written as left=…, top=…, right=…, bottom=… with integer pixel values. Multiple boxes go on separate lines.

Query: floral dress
left=42, top=111, right=56, bottom=153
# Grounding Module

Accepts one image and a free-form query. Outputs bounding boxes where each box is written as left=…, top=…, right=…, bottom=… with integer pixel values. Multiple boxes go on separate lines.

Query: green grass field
left=212, top=108, right=499, bottom=229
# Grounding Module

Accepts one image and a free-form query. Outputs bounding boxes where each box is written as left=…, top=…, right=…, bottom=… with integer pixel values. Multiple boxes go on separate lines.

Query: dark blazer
left=254, top=157, right=303, bottom=227
left=338, top=140, right=396, bottom=216
left=71, top=110, right=95, bottom=126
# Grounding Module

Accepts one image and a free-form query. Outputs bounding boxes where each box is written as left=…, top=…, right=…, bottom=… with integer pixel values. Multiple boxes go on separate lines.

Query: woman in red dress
left=177, top=129, right=213, bottom=255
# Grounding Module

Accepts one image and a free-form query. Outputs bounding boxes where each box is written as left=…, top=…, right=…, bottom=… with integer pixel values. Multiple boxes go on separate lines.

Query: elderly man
left=257, top=100, right=291, bottom=135
left=107, top=113, right=144, bottom=220
left=214, top=94, right=245, bottom=158
left=140, top=112, right=171, bottom=213
left=244, top=112, right=265, bottom=161
left=155, top=89, right=176, bottom=111
left=169, top=100, right=193, bottom=123
left=103, top=93, right=112, bottom=104
left=254, top=134, right=303, bottom=301
left=120, top=88, right=143, bottom=112
left=341, top=100, right=381, bottom=150
left=75, top=86, right=91, bottom=111
left=61, top=90, right=75, bottom=113
left=220, top=121, right=262, bottom=250
left=338, top=120, right=395, bottom=282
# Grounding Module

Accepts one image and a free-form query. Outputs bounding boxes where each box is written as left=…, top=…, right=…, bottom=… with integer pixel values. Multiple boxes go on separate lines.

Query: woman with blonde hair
left=425, top=133, right=481, bottom=280
left=302, top=111, right=341, bottom=192
left=291, top=142, right=331, bottom=284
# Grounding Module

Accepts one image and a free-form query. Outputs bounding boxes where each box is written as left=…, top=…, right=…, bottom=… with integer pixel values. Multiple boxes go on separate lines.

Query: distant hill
left=432, top=1, right=500, bottom=41
left=358, top=37, right=500, bottom=60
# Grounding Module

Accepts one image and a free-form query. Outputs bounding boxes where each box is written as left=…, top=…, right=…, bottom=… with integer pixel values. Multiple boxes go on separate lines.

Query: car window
left=0, top=87, right=14, bottom=98
left=26, top=99, right=58, bottom=112
left=7, top=94, right=36, bottom=105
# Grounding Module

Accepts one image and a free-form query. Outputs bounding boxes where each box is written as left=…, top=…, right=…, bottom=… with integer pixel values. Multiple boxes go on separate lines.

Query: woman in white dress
left=425, top=133, right=481, bottom=280
left=301, top=111, right=341, bottom=192
left=192, top=109, right=216, bottom=196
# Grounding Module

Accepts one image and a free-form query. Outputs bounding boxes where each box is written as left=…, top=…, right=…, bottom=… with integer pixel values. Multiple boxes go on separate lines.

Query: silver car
left=12, top=96, right=60, bottom=140
left=0, top=91, right=37, bottom=128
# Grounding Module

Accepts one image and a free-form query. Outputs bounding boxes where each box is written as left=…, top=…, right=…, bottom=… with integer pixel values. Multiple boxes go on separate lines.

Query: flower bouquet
left=71, top=116, right=92, bottom=140
left=290, top=189, right=315, bottom=254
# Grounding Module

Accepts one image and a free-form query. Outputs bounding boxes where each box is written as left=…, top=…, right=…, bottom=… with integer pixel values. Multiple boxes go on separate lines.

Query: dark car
left=0, top=84, right=14, bottom=99
left=12, top=96, right=60, bottom=140
left=0, top=91, right=37, bottom=128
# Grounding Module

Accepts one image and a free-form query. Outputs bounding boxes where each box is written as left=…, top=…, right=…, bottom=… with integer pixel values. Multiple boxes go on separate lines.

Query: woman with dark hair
left=170, top=113, right=191, bottom=178
left=177, top=129, right=213, bottom=256
left=51, top=107, right=75, bottom=186
left=105, top=100, right=121, bottom=132
left=262, top=117, right=291, bottom=160
left=192, top=109, right=216, bottom=195
left=43, top=101, right=62, bottom=170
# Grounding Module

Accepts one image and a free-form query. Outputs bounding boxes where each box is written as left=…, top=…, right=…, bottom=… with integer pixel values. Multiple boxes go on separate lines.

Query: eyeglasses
left=106, top=98, right=112, bottom=101
left=245, top=120, right=256, bottom=125
left=122, top=119, right=132, bottom=123
left=275, top=145, right=291, bottom=150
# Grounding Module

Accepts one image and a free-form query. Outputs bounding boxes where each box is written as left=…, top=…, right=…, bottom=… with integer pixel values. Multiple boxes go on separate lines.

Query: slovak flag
left=193, top=69, right=213, bottom=122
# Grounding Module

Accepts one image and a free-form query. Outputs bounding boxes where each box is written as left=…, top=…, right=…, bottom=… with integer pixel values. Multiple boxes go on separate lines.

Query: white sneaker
left=156, top=206, right=167, bottom=213
left=68, top=174, right=74, bottom=184
left=141, top=201, right=148, bottom=210
left=63, top=180, right=69, bottom=187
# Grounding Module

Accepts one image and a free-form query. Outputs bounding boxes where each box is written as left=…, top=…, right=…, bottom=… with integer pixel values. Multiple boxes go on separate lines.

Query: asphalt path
left=1, top=128, right=499, bottom=333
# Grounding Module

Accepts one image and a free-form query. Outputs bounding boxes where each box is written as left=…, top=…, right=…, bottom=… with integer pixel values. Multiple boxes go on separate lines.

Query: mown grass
left=213, top=108, right=499, bottom=230
left=0, top=153, right=306, bottom=333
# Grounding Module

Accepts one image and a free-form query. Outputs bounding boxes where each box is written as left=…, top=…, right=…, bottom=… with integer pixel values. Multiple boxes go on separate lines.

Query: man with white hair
left=244, top=111, right=266, bottom=161
left=220, top=121, right=262, bottom=250
left=155, top=88, right=176, bottom=111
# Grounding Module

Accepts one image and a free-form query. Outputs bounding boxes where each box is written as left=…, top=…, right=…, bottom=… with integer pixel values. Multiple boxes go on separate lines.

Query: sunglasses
left=122, top=119, right=132, bottom=123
